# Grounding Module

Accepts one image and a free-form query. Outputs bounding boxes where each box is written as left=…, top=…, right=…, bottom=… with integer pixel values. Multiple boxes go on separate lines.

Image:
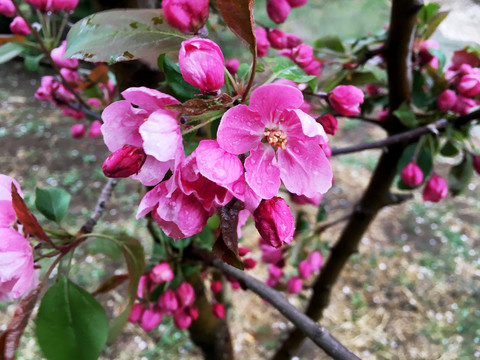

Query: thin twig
left=80, top=178, right=118, bottom=234
left=314, top=212, right=352, bottom=235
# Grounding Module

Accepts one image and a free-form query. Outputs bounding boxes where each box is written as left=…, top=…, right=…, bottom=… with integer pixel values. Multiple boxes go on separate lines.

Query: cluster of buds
left=266, top=0, right=308, bottom=24
left=162, top=0, right=209, bottom=34
left=400, top=161, right=448, bottom=203
left=25, top=0, right=79, bottom=12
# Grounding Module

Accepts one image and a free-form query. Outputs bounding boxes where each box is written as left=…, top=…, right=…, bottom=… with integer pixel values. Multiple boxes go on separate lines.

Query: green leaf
left=169, top=236, right=191, bottom=250
left=314, top=35, right=345, bottom=53
left=393, top=102, right=418, bottom=128
left=85, top=237, right=122, bottom=260
left=162, top=55, right=198, bottom=101
left=342, top=70, right=378, bottom=86
left=35, top=278, right=108, bottom=360
left=35, top=187, right=71, bottom=223
left=65, top=9, right=188, bottom=63
left=316, top=203, right=327, bottom=223
left=255, top=62, right=265, bottom=73
left=424, top=11, right=449, bottom=39
left=24, top=54, right=44, bottom=72
left=321, top=68, right=349, bottom=92
left=264, top=57, right=315, bottom=83
left=397, top=142, right=433, bottom=189
left=440, top=140, right=460, bottom=157
left=418, top=3, right=440, bottom=27
left=107, top=236, right=144, bottom=342
left=0, top=43, right=25, bottom=64
left=449, top=153, right=474, bottom=196
left=236, top=63, right=250, bottom=80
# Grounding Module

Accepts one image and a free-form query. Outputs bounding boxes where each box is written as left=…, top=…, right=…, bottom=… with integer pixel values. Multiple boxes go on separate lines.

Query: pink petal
left=101, top=100, right=145, bottom=152
left=249, top=84, right=304, bottom=124
left=245, top=143, right=281, bottom=199
left=0, top=174, right=23, bottom=201
left=217, top=105, right=264, bottom=154
left=278, top=140, right=332, bottom=197
left=0, top=200, right=16, bottom=227
left=140, top=110, right=182, bottom=162
left=284, top=109, right=328, bottom=143
left=121, top=87, right=180, bottom=114
left=131, top=155, right=170, bottom=186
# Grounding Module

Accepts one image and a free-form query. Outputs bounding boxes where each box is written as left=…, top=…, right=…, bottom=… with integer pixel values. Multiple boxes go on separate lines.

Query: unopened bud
left=102, top=145, right=147, bottom=178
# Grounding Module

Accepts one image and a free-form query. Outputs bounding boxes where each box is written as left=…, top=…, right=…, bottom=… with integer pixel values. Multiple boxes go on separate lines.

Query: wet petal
left=245, top=143, right=281, bottom=199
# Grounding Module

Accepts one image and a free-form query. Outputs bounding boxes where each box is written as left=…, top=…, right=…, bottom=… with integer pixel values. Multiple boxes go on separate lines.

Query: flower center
left=263, top=129, right=287, bottom=150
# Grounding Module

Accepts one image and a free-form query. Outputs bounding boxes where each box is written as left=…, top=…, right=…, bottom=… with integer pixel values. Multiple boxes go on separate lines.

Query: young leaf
left=448, top=153, right=474, bottom=196
left=393, top=102, right=418, bottom=128
left=65, top=9, right=188, bottom=63
left=440, top=140, right=460, bottom=157
left=264, top=57, right=315, bottom=83
left=35, top=187, right=71, bottom=223
left=0, top=43, right=25, bottom=64
left=314, top=35, right=345, bottom=53
left=35, top=278, right=108, bottom=360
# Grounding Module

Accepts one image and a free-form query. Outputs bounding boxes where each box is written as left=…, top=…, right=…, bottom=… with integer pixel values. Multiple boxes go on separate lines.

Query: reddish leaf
left=11, top=184, right=50, bottom=243
left=0, top=35, right=27, bottom=45
left=165, top=94, right=237, bottom=116
left=217, top=0, right=256, bottom=55
left=0, top=286, right=41, bottom=360
left=77, top=64, right=110, bottom=90
left=92, top=274, right=129, bottom=296
left=213, top=198, right=244, bottom=269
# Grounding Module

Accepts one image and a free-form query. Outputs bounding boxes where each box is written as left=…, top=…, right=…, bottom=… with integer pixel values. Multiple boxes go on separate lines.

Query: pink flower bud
left=328, top=85, right=364, bottom=116
left=140, top=306, right=163, bottom=331
left=212, top=303, right=226, bottom=319
left=0, top=0, right=16, bottom=17
left=10, top=17, right=30, bottom=36
left=286, top=276, right=302, bottom=294
left=225, top=58, right=240, bottom=75
left=157, top=289, right=179, bottom=314
left=128, top=303, right=145, bottom=323
left=286, top=34, right=302, bottom=48
left=457, top=72, right=480, bottom=97
left=308, top=251, right=323, bottom=272
left=452, top=95, right=476, bottom=115
left=210, top=280, right=223, bottom=293
left=287, top=0, right=308, bottom=7
left=137, top=274, right=152, bottom=300
left=50, top=41, right=79, bottom=69
left=88, top=120, right=102, bottom=139
left=422, top=174, right=448, bottom=203
left=70, top=124, right=85, bottom=139
left=268, top=28, right=288, bottom=49
left=238, top=246, right=251, bottom=256
left=378, top=108, right=389, bottom=121
left=176, top=282, right=195, bottom=307
left=25, top=0, right=51, bottom=12
left=162, top=0, right=208, bottom=34
left=226, top=276, right=241, bottom=290
left=60, top=68, right=81, bottom=84
left=302, top=59, right=321, bottom=76
left=255, top=27, right=270, bottom=57
left=243, top=258, right=257, bottom=270
left=365, top=84, right=381, bottom=97
left=173, top=309, right=192, bottom=329
left=267, top=0, right=291, bottom=24
left=291, top=44, right=314, bottom=67
left=253, top=197, right=295, bottom=248
left=266, top=277, right=279, bottom=287
left=268, top=264, right=283, bottom=279
left=474, top=155, right=480, bottom=175
left=179, top=38, right=225, bottom=94
left=188, top=306, right=199, bottom=320
left=62, top=107, right=85, bottom=120
left=317, top=114, right=338, bottom=136
left=401, top=161, right=424, bottom=187
left=298, top=260, right=312, bottom=279
left=102, top=145, right=147, bottom=178
left=150, top=262, right=174, bottom=284
left=87, top=97, right=102, bottom=108
left=418, top=40, right=439, bottom=67
left=51, top=0, right=79, bottom=12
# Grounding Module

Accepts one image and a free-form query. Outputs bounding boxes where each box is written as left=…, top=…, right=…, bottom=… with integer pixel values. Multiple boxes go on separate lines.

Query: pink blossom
left=210, top=281, right=223, bottom=293
left=0, top=174, right=23, bottom=228
left=268, top=28, right=288, bottom=49
left=253, top=197, right=295, bottom=248
left=457, top=71, right=480, bottom=97
left=0, top=0, right=16, bottom=17
left=51, top=0, right=79, bottom=12
left=286, top=276, right=302, bottom=294
left=102, top=145, right=146, bottom=178
left=163, top=0, right=208, bottom=34
left=157, top=289, right=179, bottom=314
left=60, top=68, right=81, bottom=84
left=298, top=260, right=312, bottom=279
left=266, top=277, right=279, bottom=287
left=308, top=251, right=323, bottom=272
left=290, top=44, right=314, bottom=67
left=150, top=262, right=174, bottom=284
left=320, top=142, right=332, bottom=157
left=422, top=174, right=448, bottom=202
left=302, top=59, right=321, bottom=76
left=452, top=95, right=476, bottom=115
left=317, top=114, right=338, bottom=136
left=173, top=308, right=192, bottom=329
left=140, top=306, right=163, bottom=331
left=401, top=161, right=423, bottom=187
left=128, top=303, right=145, bottom=323
left=62, top=107, right=85, bottom=120
left=35, top=76, right=58, bottom=102
left=101, top=87, right=182, bottom=186
left=50, top=41, right=79, bottom=69
left=9, top=16, right=30, bottom=35
left=212, top=303, right=226, bottom=319
left=188, top=306, right=199, bottom=320
left=0, top=228, right=34, bottom=301
left=267, top=0, right=291, bottom=24
left=289, top=192, right=322, bottom=206
left=179, top=38, right=225, bottom=94
left=88, top=120, right=102, bottom=138
left=70, top=124, right=85, bottom=139
left=328, top=85, right=364, bottom=116
left=255, top=27, right=271, bottom=57
left=217, top=84, right=332, bottom=199
left=225, top=58, right=240, bottom=75
left=175, top=282, right=195, bottom=308
left=137, top=275, right=153, bottom=299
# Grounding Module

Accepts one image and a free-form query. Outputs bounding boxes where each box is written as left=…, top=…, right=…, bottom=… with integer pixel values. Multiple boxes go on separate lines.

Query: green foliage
left=0, top=43, right=25, bottom=64
left=393, top=102, right=418, bottom=128
left=35, top=187, right=71, bottom=223
left=263, top=57, right=316, bottom=83
left=159, top=54, right=199, bottom=101
left=314, top=35, right=345, bottom=53
left=35, top=278, right=108, bottom=360
left=448, top=153, right=474, bottom=196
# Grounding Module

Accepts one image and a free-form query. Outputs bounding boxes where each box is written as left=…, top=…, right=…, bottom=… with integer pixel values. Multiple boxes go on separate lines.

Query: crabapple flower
left=217, top=84, right=332, bottom=199
left=70, top=124, right=85, bottom=139
left=317, top=114, right=338, bottom=136
left=9, top=17, right=30, bottom=35
left=101, top=87, right=182, bottom=186
left=286, top=276, right=302, bottom=294
left=150, top=262, right=174, bottom=284
left=225, top=58, right=240, bottom=75
left=452, top=95, right=476, bottom=115
left=298, top=260, right=312, bottom=279
left=0, top=0, right=15, bottom=17
left=401, top=161, right=423, bottom=187
left=179, top=38, right=225, bottom=94
left=422, top=174, right=448, bottom=202
left=457, top=72, right=480, bottom=97
left=308, top=251, right=323, bottom=272
left=437, top=89, right=457, bottom=112
left=253, top=197, right=295, bottom=248
left=255, top=27, right=271, bottom=57
left=0, top=174, right=22, bottom=227
left=162, top=0, right=208, bottom=34
left=102, top=145, right=147, bottom=178
left=328, top=85, right=364, bottom=116
left=212, top=303, right=226, bottom=319
left=238, top=247, right=251, bottom=256
left=50, top=41, right=79, bottom=69
left=267, top=0, right=291, bottom=24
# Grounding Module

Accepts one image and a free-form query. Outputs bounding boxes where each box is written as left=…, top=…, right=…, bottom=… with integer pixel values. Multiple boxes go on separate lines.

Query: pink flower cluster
left=400, top=162, right=448, bottom=203
left=25, top=0, right=79, bottom=12
left=0, top=175, right=35, bottom=301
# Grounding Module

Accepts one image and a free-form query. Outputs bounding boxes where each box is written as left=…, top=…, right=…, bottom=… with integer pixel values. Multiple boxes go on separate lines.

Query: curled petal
left=121, top=87, right=180, bottom=114
left=131, top=155, right=170, bottom=187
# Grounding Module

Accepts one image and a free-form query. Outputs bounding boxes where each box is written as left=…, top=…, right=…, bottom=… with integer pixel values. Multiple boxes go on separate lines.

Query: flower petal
left=245, top=143, right=281, bottom=199
left=217, top=105, right=264, bottom=154
left=131, top=155, right=170, bottom=186
left=284, top=109, right=328, bottom=143
left=278, top=140, right=332, bottom=197
left=122, top=87, right=180, bottom=114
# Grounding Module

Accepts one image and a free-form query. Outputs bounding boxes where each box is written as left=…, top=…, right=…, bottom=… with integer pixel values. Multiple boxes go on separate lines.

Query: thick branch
left=80, top=179, right=117, bottom=234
